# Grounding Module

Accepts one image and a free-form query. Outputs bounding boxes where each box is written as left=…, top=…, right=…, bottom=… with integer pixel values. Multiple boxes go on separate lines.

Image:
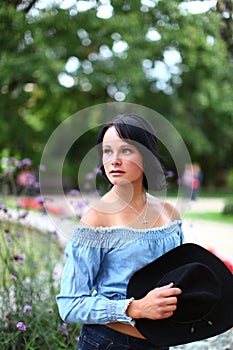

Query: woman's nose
left=111, top=154, right=122, bottom=165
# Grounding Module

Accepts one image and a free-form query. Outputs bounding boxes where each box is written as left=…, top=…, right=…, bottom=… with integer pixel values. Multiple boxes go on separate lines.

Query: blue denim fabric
left=77, top=325, right=169, bottom=350
left=56, top=221, right=184, bottom=325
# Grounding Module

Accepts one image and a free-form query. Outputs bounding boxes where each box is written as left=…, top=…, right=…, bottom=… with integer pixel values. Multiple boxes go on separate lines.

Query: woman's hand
left=127, top=283, right=181, bottom=320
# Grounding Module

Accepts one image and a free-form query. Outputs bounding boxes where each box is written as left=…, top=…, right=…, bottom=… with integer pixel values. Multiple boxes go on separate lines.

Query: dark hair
left=96, top=113, right=166, bottom=191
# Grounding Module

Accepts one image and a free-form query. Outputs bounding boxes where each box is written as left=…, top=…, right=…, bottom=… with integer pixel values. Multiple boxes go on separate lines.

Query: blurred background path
left=182, top=198, right=233, bottom=258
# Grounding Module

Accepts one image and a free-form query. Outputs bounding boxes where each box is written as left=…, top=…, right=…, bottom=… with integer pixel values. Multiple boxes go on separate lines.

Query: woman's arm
left=56, top=239, right=135, bottom=325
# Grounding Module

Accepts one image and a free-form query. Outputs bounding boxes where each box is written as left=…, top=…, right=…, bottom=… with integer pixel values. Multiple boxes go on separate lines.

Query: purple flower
left=16, top=160, right=23, bottom=168
left=166, top=170, right=175, bottom=178
left=6, top=235, right=13, bottom=247
left=6, top=235, right=12, bottom=242
left=94, top=167, right=102, bottom=174
left=75, top=199, right=86, bottom=218
left=39, top=164, right=46, bottom=171
left=11, top=254, right=24, bottom=262
left=86, top=172, right=95, bottom=180
left=68, top=189, right=80, bottom=196
left=6, top=157, right=15, bottom=165
left=18, top=211, right=28, bottom=219
left=16, top=230, right=23, bottom=238
left=46, top=308, right=53, bottom=314
left=0, top=204, right=8, bottom=213
left=83, top=182, right=91, bottom=190
left=23, top=305, right=32, bottom=313
left=35, top=196, right=44, bottom=204
left=27, top=173, right=36, bottom=185
left=33, top=181, right=40, bottom=188
left=11, top=275, right=17, bottom=281
left=75, top=337, right=80, bottom=342
left=22, top=158, right=32, bottom=166
left=76, top=200, right=85, bottom=209
left=18, top=254, right=24, bottom=261
left=60, top=322, right=69, bottom=336
left=61, top=323, right=67, bottom=331
left=16, top=322, right=26, bottom=331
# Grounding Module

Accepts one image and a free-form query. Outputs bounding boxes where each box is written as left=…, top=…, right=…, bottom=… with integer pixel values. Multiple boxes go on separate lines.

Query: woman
left=56, top=114, right=184, bottom=350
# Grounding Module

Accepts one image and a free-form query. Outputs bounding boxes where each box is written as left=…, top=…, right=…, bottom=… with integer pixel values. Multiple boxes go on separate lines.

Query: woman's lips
left=110, top=170, right=125, bottom=174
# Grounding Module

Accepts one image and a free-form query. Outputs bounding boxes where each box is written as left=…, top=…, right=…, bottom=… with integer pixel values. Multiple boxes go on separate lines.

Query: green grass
left=185, top=211, right=233, bottom=224
left=199, top=192, right=233, bottom=199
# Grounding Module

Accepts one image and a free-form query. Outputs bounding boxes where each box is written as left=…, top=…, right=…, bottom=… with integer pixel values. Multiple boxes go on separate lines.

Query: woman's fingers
left=126, top=284, right=182, bottom=320
left=156, top=283, right=182, bottom=296
left=143, top=284, right=182, bottom=319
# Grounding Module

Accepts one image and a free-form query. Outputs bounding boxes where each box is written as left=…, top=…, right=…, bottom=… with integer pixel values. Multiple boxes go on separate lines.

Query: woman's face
left=102, top=126, right=144, bottom=186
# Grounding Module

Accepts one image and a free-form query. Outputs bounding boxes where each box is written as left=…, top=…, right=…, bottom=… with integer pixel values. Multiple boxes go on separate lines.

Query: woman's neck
left=112, top=184, right=146, bottom=206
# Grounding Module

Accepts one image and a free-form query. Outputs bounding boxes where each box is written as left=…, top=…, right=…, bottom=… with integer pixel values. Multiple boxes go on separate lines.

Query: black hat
left=127, top=243, right=233, bottom=347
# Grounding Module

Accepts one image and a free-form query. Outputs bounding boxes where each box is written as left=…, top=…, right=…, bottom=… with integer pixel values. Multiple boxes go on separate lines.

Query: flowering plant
left=0, top=156, right=82, bottom=349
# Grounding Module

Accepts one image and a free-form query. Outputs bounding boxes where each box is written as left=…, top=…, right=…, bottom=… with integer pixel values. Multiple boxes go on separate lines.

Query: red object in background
left=208, top=247, right=233, bottom=274
left=19, top=197, right=65, bottom=215
left=20, top=197, right=42, bottom=210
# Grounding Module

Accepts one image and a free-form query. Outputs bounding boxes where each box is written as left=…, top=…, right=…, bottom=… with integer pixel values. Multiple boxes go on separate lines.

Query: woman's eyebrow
left=102, top=142, right=135, bottom=149
left=121, top=142, right=134, bottom=147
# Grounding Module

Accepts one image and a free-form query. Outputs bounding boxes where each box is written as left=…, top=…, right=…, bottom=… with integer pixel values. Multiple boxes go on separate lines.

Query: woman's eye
left=122, top=148, right=132, bottom=154
left=103, top=149, right=112, bottom=155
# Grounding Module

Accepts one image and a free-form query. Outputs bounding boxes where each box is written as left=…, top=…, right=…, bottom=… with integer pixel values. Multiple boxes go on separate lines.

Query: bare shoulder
left=79, top=196, right=110, bottom=227
left=148, top=194, right=181, bottom=221
left=79, top=207, right=103, bottom=227
left=163, top=201, right=181, bottom=221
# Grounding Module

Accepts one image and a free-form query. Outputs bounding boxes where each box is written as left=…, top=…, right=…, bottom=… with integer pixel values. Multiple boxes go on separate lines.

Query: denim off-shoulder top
left=56, top=221, right=184, bottom=326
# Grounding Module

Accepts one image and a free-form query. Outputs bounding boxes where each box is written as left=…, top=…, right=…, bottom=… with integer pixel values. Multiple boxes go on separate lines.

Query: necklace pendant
left=143, top=218, right=148, bottom=224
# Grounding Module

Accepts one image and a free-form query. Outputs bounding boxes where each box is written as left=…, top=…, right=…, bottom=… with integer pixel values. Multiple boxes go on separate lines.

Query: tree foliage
left=0, top=0, right=233, bottom=186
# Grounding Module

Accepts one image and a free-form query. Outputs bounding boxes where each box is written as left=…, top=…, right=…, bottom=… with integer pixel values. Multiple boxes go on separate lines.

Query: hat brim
left=127, top=243, right=233, bottom=347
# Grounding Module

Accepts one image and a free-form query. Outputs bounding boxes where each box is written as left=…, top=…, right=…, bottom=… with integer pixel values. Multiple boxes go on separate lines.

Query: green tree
left=0, top=0, right=232, bottom=187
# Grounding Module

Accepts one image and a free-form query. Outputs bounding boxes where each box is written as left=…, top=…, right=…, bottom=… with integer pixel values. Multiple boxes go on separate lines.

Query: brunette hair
left=96, top=113, right=166, bottom=191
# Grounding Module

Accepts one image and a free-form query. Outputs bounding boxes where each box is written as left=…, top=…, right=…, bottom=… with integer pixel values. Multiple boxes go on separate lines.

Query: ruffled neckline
left=75, top=220, right=182, bottom=233
left=72, top=220, right=183, bottom=247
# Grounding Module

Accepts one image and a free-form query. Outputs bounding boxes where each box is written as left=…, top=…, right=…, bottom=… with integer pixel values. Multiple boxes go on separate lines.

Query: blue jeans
left=77, top=325, right=169, bottom=350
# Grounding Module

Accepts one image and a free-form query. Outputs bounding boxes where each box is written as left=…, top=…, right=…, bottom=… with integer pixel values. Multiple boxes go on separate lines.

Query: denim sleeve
left=56, top=240, right=135, bottom=325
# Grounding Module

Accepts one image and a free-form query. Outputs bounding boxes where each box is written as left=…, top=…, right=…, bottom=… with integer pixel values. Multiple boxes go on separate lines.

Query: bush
left=222, top=200, right=233, bottom=216
left=0, top=206, right=81, bottom=349
left=226, top=169, right=233, bottom=189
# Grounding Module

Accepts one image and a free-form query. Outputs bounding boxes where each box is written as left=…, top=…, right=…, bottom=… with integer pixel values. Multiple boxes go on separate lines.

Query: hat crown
left=157, top=262, right=221, bottom=323
left=127, top=243, right=233, bottom=347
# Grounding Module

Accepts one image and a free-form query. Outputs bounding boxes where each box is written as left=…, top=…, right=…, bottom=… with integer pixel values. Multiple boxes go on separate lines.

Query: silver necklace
left=113, top=187, right=149, bottom=225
